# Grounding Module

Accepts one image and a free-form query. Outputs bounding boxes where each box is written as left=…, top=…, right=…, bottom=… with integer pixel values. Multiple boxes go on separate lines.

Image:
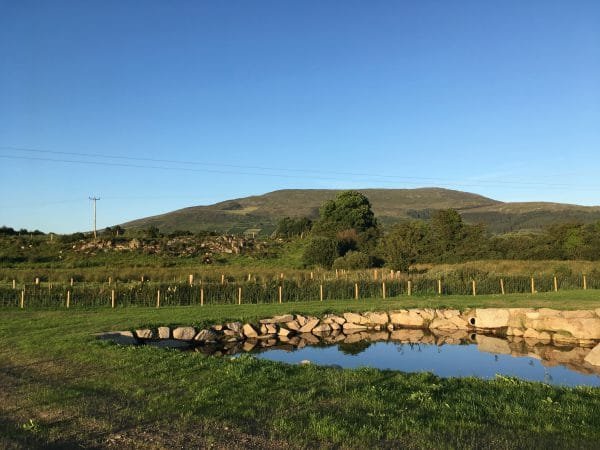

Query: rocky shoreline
left=98, top=308, right=600, bottom=370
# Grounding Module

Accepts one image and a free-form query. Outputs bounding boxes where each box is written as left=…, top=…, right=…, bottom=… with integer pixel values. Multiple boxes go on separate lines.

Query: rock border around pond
left=98, top=308, right=600, bottom=367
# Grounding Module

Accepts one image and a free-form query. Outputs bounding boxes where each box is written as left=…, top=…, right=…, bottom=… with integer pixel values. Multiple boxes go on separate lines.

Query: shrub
left=332, top=251, right=370, bottom=270
left=302, top=236, right=338, bottom=269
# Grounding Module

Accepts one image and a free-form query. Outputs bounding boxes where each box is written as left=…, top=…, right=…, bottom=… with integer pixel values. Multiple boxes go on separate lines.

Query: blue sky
left=1, top=1, right=599, bottom=233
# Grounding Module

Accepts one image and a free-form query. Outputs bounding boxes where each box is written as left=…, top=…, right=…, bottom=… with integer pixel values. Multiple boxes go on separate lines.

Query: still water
left=253, top=340, right=600, bottom=387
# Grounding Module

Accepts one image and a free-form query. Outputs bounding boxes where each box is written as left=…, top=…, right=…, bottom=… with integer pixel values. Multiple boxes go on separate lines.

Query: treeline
left=299, top=191, right=600, bottom=271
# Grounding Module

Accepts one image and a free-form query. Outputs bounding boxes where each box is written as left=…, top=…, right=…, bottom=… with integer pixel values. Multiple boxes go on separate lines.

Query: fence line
left=0, top=273, right=596, bottom=308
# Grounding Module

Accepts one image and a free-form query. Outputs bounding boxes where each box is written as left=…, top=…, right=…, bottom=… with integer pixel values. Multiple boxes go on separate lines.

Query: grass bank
left=1, top=292, right=600, bottom=449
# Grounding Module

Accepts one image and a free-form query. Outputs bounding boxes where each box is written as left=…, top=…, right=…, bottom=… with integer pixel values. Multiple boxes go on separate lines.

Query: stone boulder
left=312, top=323, right=331, bottom=334
left=299, top=318, right=320, bottom=333
left=158, top=326, right=170, bottom=339
left=242, top=324, right=258, bottom=338
left=259, top=314, right=294, bottom=324
left=194, top=329, right=219, bottom=342
left=343, top=312, right=367, bottom=325
left=468, top=309, right=510, bottom=329
left=173, top=327, right=196, bottom=340
left=389, top=310, right=426, bottom=327
left=225, top=322, right=243, bottom=333
left=135, top=329, right=154, bottom=339
left=364, top=312, right=389, bottom=325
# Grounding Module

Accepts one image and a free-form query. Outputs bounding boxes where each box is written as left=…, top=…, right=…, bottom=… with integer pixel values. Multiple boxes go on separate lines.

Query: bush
left=332, top=251, right=370, bottom=270
left=302, top=236, right=338, bottom=269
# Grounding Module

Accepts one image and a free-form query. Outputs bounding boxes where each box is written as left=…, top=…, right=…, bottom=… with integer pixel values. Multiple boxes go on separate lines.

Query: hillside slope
left=120, top=188, right=600, bottom=235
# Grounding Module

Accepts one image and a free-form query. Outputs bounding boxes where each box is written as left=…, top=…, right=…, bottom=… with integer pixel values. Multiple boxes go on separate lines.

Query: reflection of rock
left=343, top=323, right=367, bottom=332
left=477, top=335, right=511, bottom=355
left=390, top=329, right=425, bottom=343
left=584, top=344, right=600, bottom=367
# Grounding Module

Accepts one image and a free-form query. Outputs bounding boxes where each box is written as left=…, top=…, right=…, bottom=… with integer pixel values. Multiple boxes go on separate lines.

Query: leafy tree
left=276, top=217, right=312, bottom=238
left=302, top=236, right=338, bottom=268
left=379, top=221, right=429, bottom=272
left=313, top=191, right=378, bottom=236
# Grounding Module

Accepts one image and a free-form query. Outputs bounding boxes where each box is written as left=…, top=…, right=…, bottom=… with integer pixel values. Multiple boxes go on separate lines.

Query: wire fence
left=0, top=272, right=595, bottom=309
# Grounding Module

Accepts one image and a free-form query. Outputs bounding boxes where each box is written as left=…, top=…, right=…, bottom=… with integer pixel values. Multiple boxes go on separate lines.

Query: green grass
left=1, top=292, right=600, bottom=449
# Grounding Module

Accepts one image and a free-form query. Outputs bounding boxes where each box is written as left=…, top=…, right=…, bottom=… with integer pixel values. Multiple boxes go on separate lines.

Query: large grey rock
left=225, top=322, right=243, bottom=333
left=312, top=323, right=331, bottom=334
left=299, top=318, right=319, bottom=333
left=194, top=329, right=219, bottom=342
left=364, top=312, right=389, bottom=325
left=389, top=310, right=425, bottom=327
left=468, top=309, right=510, bottom=329
left=284, top=320, right=301, bottom=331
left=242, top=324, right=258, bottom=338
left=343, top=312, right=366, bottom=325
left=158, top=326, right=170, bottom=339
left=259, top=314, right=294, bottom=324
left=135, top=328, right=154, bottom=339
left=173, top=326, right=196, bottom=340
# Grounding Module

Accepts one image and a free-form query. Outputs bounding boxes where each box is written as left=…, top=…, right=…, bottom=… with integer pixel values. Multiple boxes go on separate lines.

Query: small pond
left=135, top=330, right=600, bottom=387
left=252, top=341, right=600, bottom=387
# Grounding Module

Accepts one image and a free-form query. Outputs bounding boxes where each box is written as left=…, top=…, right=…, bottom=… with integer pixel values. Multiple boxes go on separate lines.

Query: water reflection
left=141, top=329, right=600, bottom=387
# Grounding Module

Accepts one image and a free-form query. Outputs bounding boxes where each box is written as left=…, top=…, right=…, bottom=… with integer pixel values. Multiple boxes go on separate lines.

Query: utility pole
left=89, top=196, right=100, bottom=239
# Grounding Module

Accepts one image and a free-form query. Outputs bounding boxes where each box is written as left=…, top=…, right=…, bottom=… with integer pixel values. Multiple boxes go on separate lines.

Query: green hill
left=120, top=188, right=600, bottom=235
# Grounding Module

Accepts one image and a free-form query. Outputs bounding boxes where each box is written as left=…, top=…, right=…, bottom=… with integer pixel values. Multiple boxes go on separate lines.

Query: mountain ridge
left=120, top=188, right=600, bottom=235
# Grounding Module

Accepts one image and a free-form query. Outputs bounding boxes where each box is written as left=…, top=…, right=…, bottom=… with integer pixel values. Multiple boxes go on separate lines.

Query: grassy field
left=1, top=291, right=600, bottom=449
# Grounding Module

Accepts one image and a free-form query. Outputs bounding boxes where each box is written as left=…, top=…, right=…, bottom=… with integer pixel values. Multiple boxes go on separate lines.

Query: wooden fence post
left=221, top=274, right=225, bottom=285
left=111, top=290, right=115, bottom=308
left=156, top=290, right=160, bottom=308
left=471, top=280, right=476, bottom=296
left=382, top=282, right=386, bottom=299
left=278, top=286, right=283, bottom=304
left=20, top=290, right=24, bottom=309
left=189, top=274, right=194, bottom=286
left=35, top=277, right=39, bottom=285
left=310, top=271, right=314, bottom=280
left=200, top=287, right=204, bottom=306
left=437, top=279, right=442, bottom=295
left=319, top=284, right=323, bottom=302
left=407, top=280, right=412, bottom=296
left=354, top=283, right=359, bottom=300
left=108, top=276, right=112, bottom=286
left=583, top=274, right=587, bottom=290
left=12, top=279, right=16, bottom=289
left=553, top=276, right=558, bottom=292
left=70, top=278, right=74, bottom=287
left=500, top=278, right=505, bottom=295
left=530, top=277, right=535, bottom=294
left=66, top=290, right=71, bottom=308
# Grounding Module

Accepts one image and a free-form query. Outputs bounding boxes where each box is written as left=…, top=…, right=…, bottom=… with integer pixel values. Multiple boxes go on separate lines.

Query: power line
left=0, top=145, right=593, bottom=189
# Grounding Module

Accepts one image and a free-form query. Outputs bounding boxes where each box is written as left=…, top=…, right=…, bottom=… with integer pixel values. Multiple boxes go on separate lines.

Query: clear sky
left=1, top=0, right=599, bottom=233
